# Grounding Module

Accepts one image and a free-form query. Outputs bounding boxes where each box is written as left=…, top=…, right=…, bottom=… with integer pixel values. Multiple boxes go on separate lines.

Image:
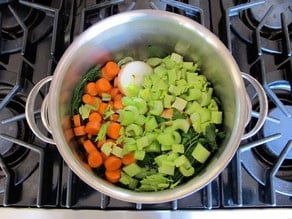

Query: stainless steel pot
left=25, top=10, right=268, bottom=203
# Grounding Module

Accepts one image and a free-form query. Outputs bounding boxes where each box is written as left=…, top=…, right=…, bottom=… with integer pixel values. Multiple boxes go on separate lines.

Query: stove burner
left=241, top=80, right=292, bottom=196
left=223, top=0, right=292, bottom=54
left=263, top=106, right=292, bottom=160
left=0, top=87, right=31, bottom=167
left=249, top=0, right=292, bottom=30
left=0, top=107, right=18, bottom=155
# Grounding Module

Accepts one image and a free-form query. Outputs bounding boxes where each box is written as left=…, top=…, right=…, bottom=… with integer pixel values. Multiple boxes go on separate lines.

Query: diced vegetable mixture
left=70, top=52, right=225, bottom=191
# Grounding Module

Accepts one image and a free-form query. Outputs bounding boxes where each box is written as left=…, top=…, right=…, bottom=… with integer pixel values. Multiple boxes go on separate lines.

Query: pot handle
left=25, top=76, right=56, bottom=145
left=241, top=72, right=268, bottom=140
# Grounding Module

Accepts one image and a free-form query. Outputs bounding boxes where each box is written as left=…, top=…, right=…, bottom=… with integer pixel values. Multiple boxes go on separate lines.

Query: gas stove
left=0, top=0, right=291, bottom=215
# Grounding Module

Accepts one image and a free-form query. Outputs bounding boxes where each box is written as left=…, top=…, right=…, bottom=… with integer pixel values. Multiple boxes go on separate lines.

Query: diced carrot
left=73, top=114, right=82, bottom=127
left=87, top=151, right=103, bottom=168
left=113, top=98, right=123, bottom=110
left=82, top=94, right=100, bottom=106
left=73, top=126, right=86, bottom=136
left=160, top=108, right=174, bottom=119
left=95, top=78, right=113, bottom=95
left=121, top=152, right=137, bottom=166
left=83, top=139, right=98, bottom=154
left=106, top=121, right=121, bottom=139
left=104, top=155, right=122, bottom=171
left=110, top=87, right=120, bottom=99
left=101, top=61, right=120, bottom=81
left=85, top=82, right=98, bottom=96
left=98, top=101, right=109, bottom=115
left=84, top=120, right=101, bottom=135
left=88, top=111, right=102, bottom=123
left=105, top=168, right=121, bottom=183
left=110, top=113, right=119, bottom=121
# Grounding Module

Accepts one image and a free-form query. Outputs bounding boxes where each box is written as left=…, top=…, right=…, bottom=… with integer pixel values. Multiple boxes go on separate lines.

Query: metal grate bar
left=0, top=133, right=45, bottom=207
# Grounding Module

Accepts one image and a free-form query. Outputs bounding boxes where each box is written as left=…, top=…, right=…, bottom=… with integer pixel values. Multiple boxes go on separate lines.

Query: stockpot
left=25, top=10, right=268, bottom=203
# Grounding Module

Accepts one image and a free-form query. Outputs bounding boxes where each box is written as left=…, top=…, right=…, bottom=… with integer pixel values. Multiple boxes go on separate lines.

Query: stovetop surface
left=0, top=0, right=291, bottom=210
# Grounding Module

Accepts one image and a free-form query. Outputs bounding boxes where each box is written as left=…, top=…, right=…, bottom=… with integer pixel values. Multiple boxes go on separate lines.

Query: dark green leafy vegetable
left=71, top=65, right=101, bottom=115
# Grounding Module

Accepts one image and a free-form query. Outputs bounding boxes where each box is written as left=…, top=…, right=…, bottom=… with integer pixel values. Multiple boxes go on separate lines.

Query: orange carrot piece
left=88, top=111, right=102, bottom=123
left=73, top=126, right=86, bottom=136
left=106, top=121, right=121, bottom=139
left=87, top=151, right=103, bottom=168
left=104, top=155, right=122, bottom=171
left=110, top=113, right=119, bottom=121
left=95, top=78, right=113, bottom=95
left=121, top=152, right=137, bottom=166
left=85, top=82, right=98, bottom=96
left=83, top=139, right=98, bottom=154
left=160, top=108, right=174, bottom=119
left=110, top=87, right=120, bottom=99
left=97, top=101, right=109, bottom=115
left=113, top=98, right=123, bottom=110
left=73, top=114, right=82, bottom=127
left=101, top=61, right=120, bottom=81
left=82, top=94, right=100, bottom=106
left=105, top=168, right=121, bottom=183
left=84, top=120, right=101, bottom=135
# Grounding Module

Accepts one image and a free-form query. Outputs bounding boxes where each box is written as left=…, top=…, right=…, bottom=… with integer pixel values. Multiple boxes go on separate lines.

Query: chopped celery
left=101, top=142, right=114, bottom=156
left=171, top=97, right=187, bottom=111
left=179, top=166, right=195, bottom=177
left=170, top=52, right=183, bottom=63
left=134, top=150, right=146, bottom=160
left=191, top=142, right=211, bottom=163
left=111, top=145, right=123, bottom=158
left=123, top=163, right=142, bottom=177
left=172, top=119, right=190, bottom=133
left=95, top=121, right=110, bottom=141
left=149, top=100, right=163, bottom=115
left=125, top=124, right=143, bottom=137
left=158, top=160, right=175, bottom=176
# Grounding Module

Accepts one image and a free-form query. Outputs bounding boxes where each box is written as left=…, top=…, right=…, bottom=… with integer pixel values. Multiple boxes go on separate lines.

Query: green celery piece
left=101, top=142, right=114, bottom=156
left=118, top=110, right=135, bottom=126
left=158, top=160, right=175, bottom=176
left=96, top=121, right=110, bottom=141
left=170, top=52, right=183, bottom=63
left=174, top=155, right=192, bottom=168
left=172, top=97, right=187, bottom=111
left=172, top=119, right=190, bottom=133
left=134, top=150, right=146, bottom=160
left=190, top=112, right=202, bottom=133
left=119, top=172, right=138, bottom=190
left=167, top=69, right=177, bottom=85
left=184, top=88, right=201, bottom=101
left=145, top=141, right=161, bottom=153
left=101, top=93, right=111, bottom=102
left=144, top=116, right=158, bottom=132
left=149, top=100, right=163, bottom=116
left=136, top=136, right=149, bottom=150
left=208, top=99, right=219, bottom=111
left=211, top=111, right=223, bottom=124
left=122, top=143, right=137, bottom=155
left=134, top=114, right=146, bottom=126
left=198, top=107, right=211, bottom=123
left=78, top=103, right=98, bottom=120
left=111, top=145, right=123, bottom=158
left=191, top=142, right=211, bottom=163
left=147, top=57, right=163, bottom=67
left=132, top=97, right=148, bottom=114
left=125, top=124, right=143, bottom=137
left=185, top=101, right=201, bottom=115
left=163, top=94, right=175, bottom=108
left=168, top=84, right=182, bottom=96
left=157, top=132, right=175, bottom=146
left=139, top=88, right=151, bottom=101
left=123, top=163, right=142, bottom=177
left=179, top=166, right=195, bottom=177
left=172, top=144, right=184, bottom=153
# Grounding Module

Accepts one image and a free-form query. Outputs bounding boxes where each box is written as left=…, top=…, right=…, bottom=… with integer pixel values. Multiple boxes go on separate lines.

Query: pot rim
left=48, top=9, right=247, bottom=203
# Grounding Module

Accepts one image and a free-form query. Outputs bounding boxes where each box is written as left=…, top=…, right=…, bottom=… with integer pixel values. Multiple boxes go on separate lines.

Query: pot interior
left=49, top=10, right=247, bottom=203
